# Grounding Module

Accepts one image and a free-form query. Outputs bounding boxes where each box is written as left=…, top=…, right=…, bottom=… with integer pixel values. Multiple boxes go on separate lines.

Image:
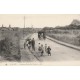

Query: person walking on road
left=47, top=46, right=51, bottom=56
left=28, top=39, right=32, bottom=50
left=45, top=44, right=47, bottom=53
left=41, top=44, right=44, bottom=56
left=32, top=38, right=35, bottom=51
left=43, top=32, right=46, bottom=40
left=38, top=43, right=42, bottom=56
left=26, top=40, right=29, bottom=47
left=38, top=43, right=41, bottom=51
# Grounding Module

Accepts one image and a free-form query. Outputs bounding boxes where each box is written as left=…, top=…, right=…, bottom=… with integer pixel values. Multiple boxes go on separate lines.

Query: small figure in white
left=41, top=44, right=44, bottom=56
left=45, top=44, right=47, bottom=53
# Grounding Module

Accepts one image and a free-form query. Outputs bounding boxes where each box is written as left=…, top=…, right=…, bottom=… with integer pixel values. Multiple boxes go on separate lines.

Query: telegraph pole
left=24, top=16, right=25, bottom=28
left=23, top=16, right=26, bottom=38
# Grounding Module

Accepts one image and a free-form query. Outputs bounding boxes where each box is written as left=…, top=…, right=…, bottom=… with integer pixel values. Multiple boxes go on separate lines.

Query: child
left=45, top=44, right=47, bottom=53
left=38, top=43, right=41, bottom=51
left=47, top=46, right=51, bottom=56
left=41, top=44, right=44, bottom=56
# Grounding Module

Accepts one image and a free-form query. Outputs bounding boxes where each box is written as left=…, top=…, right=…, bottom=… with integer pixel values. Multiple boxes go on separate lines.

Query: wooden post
left=23, top=16, right=25, bottom=38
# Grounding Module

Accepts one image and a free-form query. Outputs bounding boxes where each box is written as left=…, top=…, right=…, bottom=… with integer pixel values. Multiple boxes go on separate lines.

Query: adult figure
left=32, top=38, right=35, bottom=51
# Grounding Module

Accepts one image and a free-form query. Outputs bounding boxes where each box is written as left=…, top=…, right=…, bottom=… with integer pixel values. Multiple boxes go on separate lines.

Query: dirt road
left=30, top=33, right=80, bottom=62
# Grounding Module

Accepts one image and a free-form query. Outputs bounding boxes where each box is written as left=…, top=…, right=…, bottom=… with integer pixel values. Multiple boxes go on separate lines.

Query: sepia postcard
left=0, top=14, right=80, bottom=66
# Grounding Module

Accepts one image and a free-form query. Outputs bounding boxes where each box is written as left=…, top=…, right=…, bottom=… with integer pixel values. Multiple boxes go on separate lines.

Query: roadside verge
left=47, top=36, right=80, bottom=51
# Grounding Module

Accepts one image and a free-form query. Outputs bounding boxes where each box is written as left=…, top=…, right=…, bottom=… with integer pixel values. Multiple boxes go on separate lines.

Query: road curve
left=30, top=33, right=80, bottom=62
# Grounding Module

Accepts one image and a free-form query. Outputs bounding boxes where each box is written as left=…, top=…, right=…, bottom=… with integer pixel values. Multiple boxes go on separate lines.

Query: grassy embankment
left=0, top=27, right=34, bottom=61
left=47, top=29, right=80, bottom=46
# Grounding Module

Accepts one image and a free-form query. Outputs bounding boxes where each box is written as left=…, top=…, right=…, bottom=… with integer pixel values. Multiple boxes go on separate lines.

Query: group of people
left=38, top=43, right=51, bottom=56
left=38, top=32, right=46, bottom=40
left=24, top=37, right=51, bottom=57
left=24, top=38, right=35, bottom=51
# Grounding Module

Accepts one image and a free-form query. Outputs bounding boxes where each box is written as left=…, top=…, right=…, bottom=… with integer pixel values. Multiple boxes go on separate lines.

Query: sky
left=0, top=14, right=80, bottom=28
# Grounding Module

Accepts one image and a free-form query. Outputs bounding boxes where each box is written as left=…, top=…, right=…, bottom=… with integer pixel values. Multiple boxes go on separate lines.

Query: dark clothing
left=28, top=40, right=32, bottom=50
left=28, top=40, right=32, bottom=45
left=47, top=47, right=51, bottom=56
left=41, top=46, right=44, bottom=56
left=43, top=33, right=46, bottom=40
left=32, top=39, right=35, bottom=51
left=32, top=40, right=35, bottom=45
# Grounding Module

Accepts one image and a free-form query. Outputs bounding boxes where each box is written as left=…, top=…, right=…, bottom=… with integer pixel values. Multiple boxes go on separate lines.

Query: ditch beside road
left=20, top=34, right=40, bottom=63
